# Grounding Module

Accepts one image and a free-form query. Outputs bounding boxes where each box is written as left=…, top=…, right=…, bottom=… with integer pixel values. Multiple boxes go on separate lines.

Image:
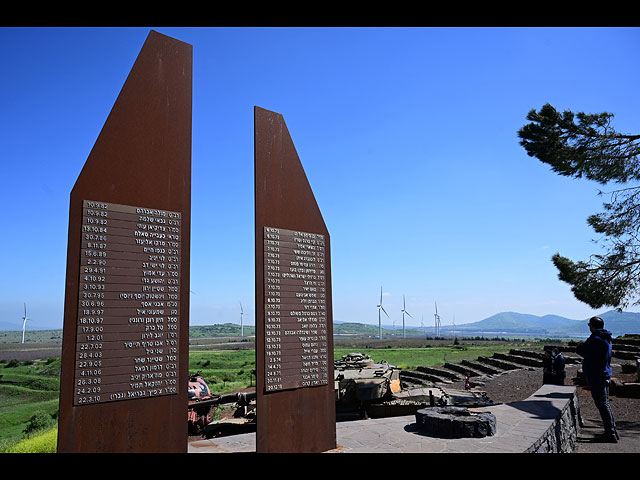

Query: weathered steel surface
left=254, top=106, right=336, bottom=453
left=57, top=30, right=192, bottom=453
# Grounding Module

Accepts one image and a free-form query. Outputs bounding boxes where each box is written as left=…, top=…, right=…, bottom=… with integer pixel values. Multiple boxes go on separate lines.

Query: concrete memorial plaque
left=57, top=31, right=191, bottom=453
left=255, top=106, right=336, bottom=453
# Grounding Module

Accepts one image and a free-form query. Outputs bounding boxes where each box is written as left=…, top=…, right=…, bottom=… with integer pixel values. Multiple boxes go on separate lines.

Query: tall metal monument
left=57, top=31, right=192, bottom=453
left=254, top=106, right=336, bottom=453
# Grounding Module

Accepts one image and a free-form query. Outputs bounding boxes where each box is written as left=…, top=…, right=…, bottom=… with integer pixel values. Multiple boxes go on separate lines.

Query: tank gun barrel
left=188, top=391, right=256, bottom=410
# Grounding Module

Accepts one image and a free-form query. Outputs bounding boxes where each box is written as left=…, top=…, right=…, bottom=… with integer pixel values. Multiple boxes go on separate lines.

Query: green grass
left=334, top=345, right=515, bottom=370
left=0, top=330, right=62, bottom=343
left=0, top=358, right=60, bottom=451
left=189, top=349, right=256, bottom=394
left=2, top=427, right=57, bottom=453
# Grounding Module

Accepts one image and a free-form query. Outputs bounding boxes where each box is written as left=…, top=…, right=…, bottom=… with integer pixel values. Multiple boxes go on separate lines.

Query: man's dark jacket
left=576, top=328, right=613, bottom=379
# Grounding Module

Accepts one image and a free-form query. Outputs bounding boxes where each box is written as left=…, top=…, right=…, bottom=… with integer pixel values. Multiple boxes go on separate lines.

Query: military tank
left=334, top=352, right=492, bottom=420
left=334, top=352, right=403, bottom=420
left=187, top=373, right=258, bottom=437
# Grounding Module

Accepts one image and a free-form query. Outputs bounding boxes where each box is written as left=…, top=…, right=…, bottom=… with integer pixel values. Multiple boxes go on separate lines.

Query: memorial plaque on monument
left=73, top=200, right=182, bottom=406
left=255, top=106, right=336, bottom=453
left=57, top=31, right=191, bottom=453
left=263, top=227, right=330, bottom=392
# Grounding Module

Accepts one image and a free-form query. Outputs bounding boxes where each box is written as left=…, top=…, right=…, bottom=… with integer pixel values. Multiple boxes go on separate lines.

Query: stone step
left=416, top=365, right=463, bottom=381
left=563, top=355, right=582, bottom=364
left=493, top=352, right=543, bottom=368
left=613, top=337, right=640, bottom=347
left=399, top=370, right=425, bottom=383
left=510, top=349, right=544, bottom=359
left=400, top=370, right=450, bottom=386
left=545, top=345, right=577, bottom=354
left=461, top=359, right=503, bottom=375
left=565, top=340, right=639, bottom=355
left=613, top=350, right=640, bottom=361
left=613, top=343, right=640, bottom=353
left=611, top=381, right=640, bottom=398
left=443, top=362, right=485, bottom=378
left=512, top=348, right=583, bottom=365
left=477, top=356, right=521, bottom=371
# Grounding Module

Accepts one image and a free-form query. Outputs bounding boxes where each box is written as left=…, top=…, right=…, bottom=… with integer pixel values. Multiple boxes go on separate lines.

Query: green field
left=334, top=344, right=516, bottom=370
left=189, top=349, right=256, bottom=394
left=0, top=357, right=60, bottom=452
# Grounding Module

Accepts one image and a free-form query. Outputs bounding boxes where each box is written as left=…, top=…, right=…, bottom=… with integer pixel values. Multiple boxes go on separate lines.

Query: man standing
left=576, top=316, right=619, bottom=443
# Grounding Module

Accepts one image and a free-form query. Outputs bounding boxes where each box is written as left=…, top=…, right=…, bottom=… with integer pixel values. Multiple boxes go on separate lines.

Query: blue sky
left=1, top=26, right=639, bottom=331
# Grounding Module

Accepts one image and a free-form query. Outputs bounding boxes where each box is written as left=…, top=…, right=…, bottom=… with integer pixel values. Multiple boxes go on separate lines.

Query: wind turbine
left=401, top=294, right=413, bottom=338
left=239, top=301, right=244, bottom=337
left=434, top=302, right=441, bottom=338
left=21, top=303, right=29, bottom=344
left=376, top=286, right=389, bottom=339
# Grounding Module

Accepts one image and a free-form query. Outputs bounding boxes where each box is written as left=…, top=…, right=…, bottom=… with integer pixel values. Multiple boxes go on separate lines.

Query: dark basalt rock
left=415, top=406, right=496, bottom=438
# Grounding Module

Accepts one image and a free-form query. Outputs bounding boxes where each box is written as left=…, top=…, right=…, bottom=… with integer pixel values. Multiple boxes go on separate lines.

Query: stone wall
left=525, top=387, right=581, bottom=453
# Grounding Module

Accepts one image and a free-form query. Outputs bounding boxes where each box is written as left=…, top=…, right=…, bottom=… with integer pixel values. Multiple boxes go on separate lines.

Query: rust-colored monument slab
left=57, top=31, right=192, bottom=453
left=255, top=106, right=336, bottom=453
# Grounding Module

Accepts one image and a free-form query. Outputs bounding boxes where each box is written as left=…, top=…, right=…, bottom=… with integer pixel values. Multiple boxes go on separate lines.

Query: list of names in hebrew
left=263, top=226, right=329, bottom=392
left=73, top=200, right=181, bottom=405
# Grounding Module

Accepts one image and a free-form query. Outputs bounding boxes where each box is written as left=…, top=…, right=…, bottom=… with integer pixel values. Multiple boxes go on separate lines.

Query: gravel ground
left=451, top=363, right=640, bottom=453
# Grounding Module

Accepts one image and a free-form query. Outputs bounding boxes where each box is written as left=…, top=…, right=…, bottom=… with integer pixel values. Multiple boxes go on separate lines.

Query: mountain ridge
left=3, top=310, right=640, bottom=338
left=443, top=310, right=640, bottom=337
left=334, top=310, right=640, bottom=338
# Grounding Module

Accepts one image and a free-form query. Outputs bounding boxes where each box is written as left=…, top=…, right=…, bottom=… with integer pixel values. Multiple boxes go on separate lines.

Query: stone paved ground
left=460, top=363, right=640, bottom=453
left=190, top=384, right=578, bottom=454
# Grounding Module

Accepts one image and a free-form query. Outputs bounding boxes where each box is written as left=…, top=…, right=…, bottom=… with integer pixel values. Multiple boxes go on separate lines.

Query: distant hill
left=452, top=312, right=576, bottom=335
left=449, top=310, right=640, bottom=338
left=190, top=323, right=255, bottom=338
left=333, top=322, right=380, bottom=335
left=0, top=321, right=19, bottom=331
left=334, top=322, right=424, bottom=336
